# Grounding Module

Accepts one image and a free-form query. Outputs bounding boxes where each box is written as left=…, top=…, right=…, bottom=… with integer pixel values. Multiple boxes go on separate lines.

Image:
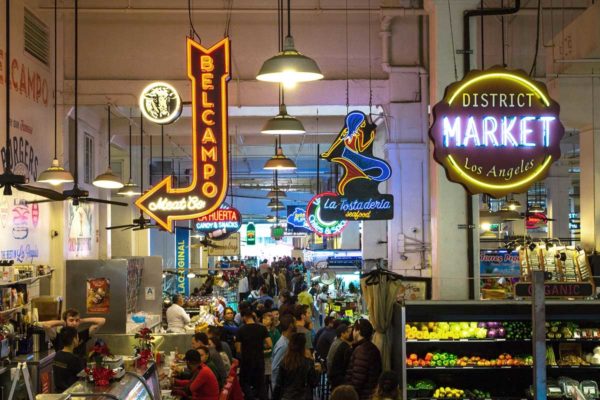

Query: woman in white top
left=166, top=294, right=191, bottom=333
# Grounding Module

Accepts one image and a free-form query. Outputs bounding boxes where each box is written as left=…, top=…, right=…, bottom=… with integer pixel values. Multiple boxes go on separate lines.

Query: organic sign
left=306, top=192, right=348, bottom=237
left=140, top=81, right=182, bottom=125
left=430, top=67, right=565, bottom=198
left=320, top=111, right=394, bottom=220
left=136, top=38, right=231, bottom=231
left=246, top=222, right=256, bottom=245
left=195, top=203, right=241, bottom=239
left=175, top=227, right=190, bottom=296
left=514, top=282, right=594, bottom=298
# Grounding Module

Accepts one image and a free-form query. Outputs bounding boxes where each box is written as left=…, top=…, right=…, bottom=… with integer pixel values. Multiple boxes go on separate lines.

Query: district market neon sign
left=136, top=38, right=231, bottom=231
left=306, top=192, right=348, bottom=237
left=430, top=67, right=565, bottom=198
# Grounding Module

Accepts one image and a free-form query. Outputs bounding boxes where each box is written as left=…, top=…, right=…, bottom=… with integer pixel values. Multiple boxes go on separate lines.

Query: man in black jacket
left=328, top=323, right=353, bottom=389
left=345, top=319, right=382, bottom=400
left=315, top=317, right=338, bottom=360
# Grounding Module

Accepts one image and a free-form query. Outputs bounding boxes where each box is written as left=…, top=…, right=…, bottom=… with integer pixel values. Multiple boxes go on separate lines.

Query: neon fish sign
left=430, top=67, right=565, bottom=198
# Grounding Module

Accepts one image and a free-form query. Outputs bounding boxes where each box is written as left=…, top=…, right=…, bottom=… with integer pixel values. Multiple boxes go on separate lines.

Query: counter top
left=13, top=350, right=56, bottom=365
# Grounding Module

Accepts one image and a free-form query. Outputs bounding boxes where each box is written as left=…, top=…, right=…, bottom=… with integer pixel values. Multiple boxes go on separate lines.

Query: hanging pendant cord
left=286, top=0, right=291, bottom=38
left=73, top=0, right=79, bottom=183
left=345, top=0, right=349, bottom=113
left=161, top=125, right=165, bottom=179
left=446, top=0, right=458, bottom=81
left=5, top=0, right=11, bottom=172
left=501, top=0, right=506, bottom=66
left=53, top=0, right=58, bottom=160
left=368, top=0, right=372, bottom=113
left=128, top=110, right=133, bottom=181
left=107, top=105, right=111, bottom=166
left=140, top=116, right=144, bottom=193
left=480, top=0, right=484, bottom=69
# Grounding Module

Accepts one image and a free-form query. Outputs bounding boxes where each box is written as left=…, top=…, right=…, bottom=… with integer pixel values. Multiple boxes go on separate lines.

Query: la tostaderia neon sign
left=429, top=67, right=565, bottom=198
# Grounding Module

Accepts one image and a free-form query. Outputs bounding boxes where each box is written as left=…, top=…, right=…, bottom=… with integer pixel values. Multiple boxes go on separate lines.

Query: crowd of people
left=43, top=261, right=396, bottom=400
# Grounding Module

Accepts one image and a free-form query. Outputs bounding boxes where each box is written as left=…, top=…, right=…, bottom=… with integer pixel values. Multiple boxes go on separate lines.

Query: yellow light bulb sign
left=136, top=38, right=231, bottom=231
left=429, top=67, right=565, bottom=198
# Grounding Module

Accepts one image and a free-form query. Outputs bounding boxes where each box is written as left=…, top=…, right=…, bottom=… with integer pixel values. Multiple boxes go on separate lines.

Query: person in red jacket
left=173, top=349, right=220, bottom=400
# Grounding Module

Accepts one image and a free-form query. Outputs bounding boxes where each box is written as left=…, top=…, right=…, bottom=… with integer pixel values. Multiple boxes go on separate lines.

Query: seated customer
left=53, top=327, right=84, bottom=392
left=173, top=349, right=220, bottom=400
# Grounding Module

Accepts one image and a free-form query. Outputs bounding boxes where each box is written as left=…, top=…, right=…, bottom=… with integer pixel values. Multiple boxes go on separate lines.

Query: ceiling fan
left=190, top=237, right=222, bottom=249
left=1, top=1, right=65, bottom=200
left=107, top=211, right=158, bottom=231
left=28, top=1, right=126, bottom=208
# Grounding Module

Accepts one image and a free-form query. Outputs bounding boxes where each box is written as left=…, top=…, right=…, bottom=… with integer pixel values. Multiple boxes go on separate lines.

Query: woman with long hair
left=372, top=371, right=401, bottom=400
left=272, top=333, right=318, bottom=400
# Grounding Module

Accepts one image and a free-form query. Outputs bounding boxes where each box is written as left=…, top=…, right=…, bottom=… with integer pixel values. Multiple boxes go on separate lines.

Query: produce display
left=406, top=352, right=533, bottom=367
left=405, top=321, right=528, bottom=340
left=407, top=381, right=492, bottom=400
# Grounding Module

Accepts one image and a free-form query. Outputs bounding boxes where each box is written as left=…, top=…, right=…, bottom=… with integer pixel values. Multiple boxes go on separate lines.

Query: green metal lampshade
left=528, top=203, right=545, bottom=213
left=256, top=36, right=323, bottom=87
left=93, top=167, right=124, bottom=189
left=37, top=159, right=74, bottom=186
left=261, top=104, right=305, bottom=134
left=267, top=188, right=287, bottom=198
left=117, top=179, right=142, bottom=196
left=264, top=147, right=297, bottom=170
left=506, top=198, right=522, bottom=210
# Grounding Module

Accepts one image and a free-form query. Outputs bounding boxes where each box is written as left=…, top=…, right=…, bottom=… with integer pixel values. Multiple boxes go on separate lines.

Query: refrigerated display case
left=393, top=301, right=600, bottom=400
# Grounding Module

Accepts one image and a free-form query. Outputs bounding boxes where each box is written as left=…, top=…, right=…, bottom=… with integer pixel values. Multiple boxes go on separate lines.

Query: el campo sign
left=430, top=67, right=565, bottom=198
left=136, top=38, right=231, bottom=231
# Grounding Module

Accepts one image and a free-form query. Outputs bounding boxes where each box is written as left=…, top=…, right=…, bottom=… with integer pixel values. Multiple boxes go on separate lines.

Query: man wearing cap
left=172, top=349, right=220, bottom=400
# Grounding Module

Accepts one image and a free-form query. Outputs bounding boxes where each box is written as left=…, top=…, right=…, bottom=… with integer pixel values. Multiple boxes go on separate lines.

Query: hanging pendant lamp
left=117, top=111, right=141, bottom=196
left=267, top=188, right=286, bottom=198
left=38, top=0, right=74, bottom=186
left=256, top=0, right=323, bottom=87
left=506, top=197, right=521, bottom=211
left=261, top=101, right=305, bottom=134
left=93, top=106, right=124, bottom=189
left=264, top=138, right=296, bottom=170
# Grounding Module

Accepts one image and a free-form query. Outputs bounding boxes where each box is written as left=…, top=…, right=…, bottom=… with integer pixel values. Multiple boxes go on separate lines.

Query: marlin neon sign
left=430, top=67, right=565, bottom=198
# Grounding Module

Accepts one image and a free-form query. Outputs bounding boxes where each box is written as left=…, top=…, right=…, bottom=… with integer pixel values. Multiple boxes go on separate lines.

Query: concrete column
left=426, top=0, right=480, bottom=299
left=545, top=175, right=572, bottom=240
left=579, top=128, right=600, bottom=251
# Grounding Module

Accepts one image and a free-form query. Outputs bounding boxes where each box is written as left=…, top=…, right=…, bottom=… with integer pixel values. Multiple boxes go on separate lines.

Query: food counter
left=62, top=362, right=160, bottom=400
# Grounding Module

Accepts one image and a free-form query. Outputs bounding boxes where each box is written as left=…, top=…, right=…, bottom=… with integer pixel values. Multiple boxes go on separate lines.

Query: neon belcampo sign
left=140, top=81, right=182, bottom=125
left=430, top=67, right=565, bottom=198
left=136, top=38, right=231, bottom=231
left=306, top=192, right=348, bottom=237
left=195, top=203, right=242, bottom=240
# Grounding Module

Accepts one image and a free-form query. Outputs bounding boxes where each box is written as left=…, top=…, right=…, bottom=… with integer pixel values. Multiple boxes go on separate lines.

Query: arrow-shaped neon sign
left=136, top=38, right=231, bottom=232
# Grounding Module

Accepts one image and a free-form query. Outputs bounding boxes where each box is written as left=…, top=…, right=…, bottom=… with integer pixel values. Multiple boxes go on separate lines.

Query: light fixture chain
left=54, top=0, right=58, bottom=159
left=345, top=0, right=349, bottom=112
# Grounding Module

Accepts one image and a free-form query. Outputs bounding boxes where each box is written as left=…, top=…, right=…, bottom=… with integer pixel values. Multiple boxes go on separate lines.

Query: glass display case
left=63, top=363, right=160, bottom=400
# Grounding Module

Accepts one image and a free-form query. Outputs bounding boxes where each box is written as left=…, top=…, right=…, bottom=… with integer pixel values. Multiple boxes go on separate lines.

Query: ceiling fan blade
left=15, top=185, right=66, bottom=201
left=106, top=224, right=135, bottom=230
left=83, top=197, right=129, bottom=207
left=26, top=199, right=58, bottom=205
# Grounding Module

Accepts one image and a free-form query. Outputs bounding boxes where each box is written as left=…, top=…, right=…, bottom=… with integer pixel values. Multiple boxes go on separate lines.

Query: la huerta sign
left=430, top=67, right=564, bottom=198
left=319, top=111, right=394, bottom=220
